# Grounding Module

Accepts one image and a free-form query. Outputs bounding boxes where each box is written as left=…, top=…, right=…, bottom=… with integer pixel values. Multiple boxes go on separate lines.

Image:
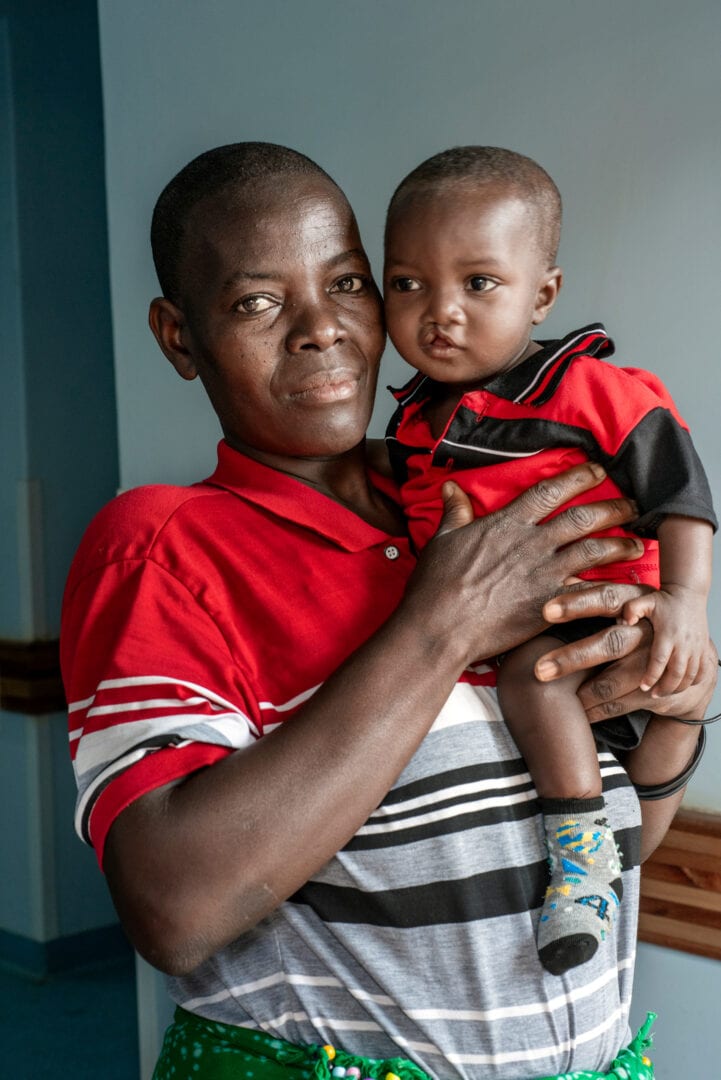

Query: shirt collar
left=201, top=440, right=406, bottom=552
left=389, top=324, right=614, bottom=409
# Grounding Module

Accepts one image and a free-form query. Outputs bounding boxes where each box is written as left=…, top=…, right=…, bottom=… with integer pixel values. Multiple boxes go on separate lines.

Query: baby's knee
left=497, top=637, right=576, bottom=711
left=498, top=636, right=558, bottom=685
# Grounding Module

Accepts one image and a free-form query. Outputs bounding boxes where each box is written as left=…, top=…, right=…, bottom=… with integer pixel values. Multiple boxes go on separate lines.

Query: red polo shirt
left=61, top=441, right=415, bottom=865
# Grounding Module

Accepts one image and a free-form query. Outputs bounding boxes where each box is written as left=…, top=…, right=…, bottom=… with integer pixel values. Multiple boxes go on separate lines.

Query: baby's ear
left=532, top=266, right=563, bottom=325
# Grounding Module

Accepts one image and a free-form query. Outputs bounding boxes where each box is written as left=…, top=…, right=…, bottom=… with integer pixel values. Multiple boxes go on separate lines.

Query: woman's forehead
left=183, top=191, right=362, bottom=300
left=188, top=177, right=358, bottom=268
left=200, top=174, right=351, bottom=237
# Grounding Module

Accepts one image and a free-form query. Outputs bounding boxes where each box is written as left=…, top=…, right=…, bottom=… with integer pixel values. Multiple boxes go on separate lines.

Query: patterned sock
left=536, top=797, right=623, bottom=976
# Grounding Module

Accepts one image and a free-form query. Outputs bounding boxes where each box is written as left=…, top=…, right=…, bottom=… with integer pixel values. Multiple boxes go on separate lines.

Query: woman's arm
left=103, top=464, right=642, bottom=975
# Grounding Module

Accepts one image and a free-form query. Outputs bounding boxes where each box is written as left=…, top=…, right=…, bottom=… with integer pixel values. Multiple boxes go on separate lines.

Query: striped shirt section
left=168, top=684, right=643, bottom=1079
left=69, top=675, right=259, bottom=846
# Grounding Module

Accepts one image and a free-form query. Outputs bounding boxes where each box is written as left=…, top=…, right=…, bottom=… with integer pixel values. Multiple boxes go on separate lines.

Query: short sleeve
left=62, top=555, right=259, bottom=865
left=612, top=368, right=716, bottom=533
left=563, top=361, right=717, bottom=535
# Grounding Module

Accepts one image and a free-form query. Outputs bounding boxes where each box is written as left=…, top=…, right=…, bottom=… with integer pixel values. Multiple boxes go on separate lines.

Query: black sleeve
left=607, top=408, right=717, bottom=537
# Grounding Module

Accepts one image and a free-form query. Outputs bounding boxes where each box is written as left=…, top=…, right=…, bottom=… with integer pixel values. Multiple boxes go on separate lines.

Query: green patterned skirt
left=153, top=1006, right=656, bottom=1080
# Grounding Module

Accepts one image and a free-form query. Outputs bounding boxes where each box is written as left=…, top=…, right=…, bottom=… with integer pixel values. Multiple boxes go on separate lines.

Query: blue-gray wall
left=0, top=0, right=120, bottom=962
left=94, top=1, right=721, bottom=1073
left=1, top=0, right=119, bottom=636
left=0, top=15, right=28, bottom=638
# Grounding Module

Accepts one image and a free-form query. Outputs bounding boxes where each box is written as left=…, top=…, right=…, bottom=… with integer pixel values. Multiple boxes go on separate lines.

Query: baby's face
left=384, top=183, right=560, bottom=387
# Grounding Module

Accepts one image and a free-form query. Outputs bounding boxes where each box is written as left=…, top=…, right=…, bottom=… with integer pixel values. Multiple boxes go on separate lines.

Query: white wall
left=97, top=0, right=721, bottom=1070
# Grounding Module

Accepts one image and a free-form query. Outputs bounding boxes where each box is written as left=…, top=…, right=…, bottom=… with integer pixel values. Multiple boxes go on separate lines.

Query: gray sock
left=537, top=798, right=622, bottom=976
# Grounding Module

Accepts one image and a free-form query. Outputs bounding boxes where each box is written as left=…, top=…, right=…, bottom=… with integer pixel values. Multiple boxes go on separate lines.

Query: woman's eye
left=467, top=276, right=497, bottom=293
left=391, top=277, right=420, bottom=292
left=236, top=295, right=275, bottom=314
left=332, top=275, right=368, bottom=294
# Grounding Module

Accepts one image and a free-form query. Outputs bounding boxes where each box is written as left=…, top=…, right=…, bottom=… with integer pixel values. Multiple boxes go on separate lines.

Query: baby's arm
left=621, top=515, right=713, bottom=695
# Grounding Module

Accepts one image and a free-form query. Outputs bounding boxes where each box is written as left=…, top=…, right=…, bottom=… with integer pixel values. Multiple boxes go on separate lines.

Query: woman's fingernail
left=536, top=659, right=560, bottom=681
left=544, top=602, right=564, bottom=620
left=589, top=462, right=606, bottom=478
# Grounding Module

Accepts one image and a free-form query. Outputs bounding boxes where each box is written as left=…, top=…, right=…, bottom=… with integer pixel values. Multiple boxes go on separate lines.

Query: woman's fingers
left=577, top=639, right=718, bottom=724
left=534, top=621, right=648, bottom=683
left=507, top=464, right=637, bottom=534
left=510, top=466, right=645, bottom=579
left=544, top=583, right=653, bottom=623
left=538, top=582, right=654, bottom=686
left=509, top=462, right=608, bottom=522
left=558, top=531, right=644, bottom=580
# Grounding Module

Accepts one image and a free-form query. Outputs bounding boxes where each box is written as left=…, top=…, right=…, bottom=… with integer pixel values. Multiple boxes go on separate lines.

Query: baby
left=382, top=146, right=716, bottom=975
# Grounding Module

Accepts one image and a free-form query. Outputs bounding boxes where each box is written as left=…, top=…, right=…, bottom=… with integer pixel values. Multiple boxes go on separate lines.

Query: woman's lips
left=288, top=367, right=361, bottom=403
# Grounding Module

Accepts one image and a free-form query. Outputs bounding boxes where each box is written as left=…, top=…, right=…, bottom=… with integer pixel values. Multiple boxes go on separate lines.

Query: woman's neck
left=227, top=437, right=406, bottom=535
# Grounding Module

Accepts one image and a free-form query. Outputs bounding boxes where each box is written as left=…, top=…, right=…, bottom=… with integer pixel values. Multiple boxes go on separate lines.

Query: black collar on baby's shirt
left=389, top=324, right=615, bottom=411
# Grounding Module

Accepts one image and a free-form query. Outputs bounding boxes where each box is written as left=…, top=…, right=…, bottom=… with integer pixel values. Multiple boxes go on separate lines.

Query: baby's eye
left=391, top=277, right=420, bottom=292
left=467, top=276, right=498, bottom=293
left=235, top=294, right=276, bottom=314
left=332, top=275, right=369, bottom=295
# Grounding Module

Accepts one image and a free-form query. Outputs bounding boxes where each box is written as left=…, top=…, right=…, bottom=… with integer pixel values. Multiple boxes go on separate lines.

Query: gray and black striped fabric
left=169, top=684, right=642, bottom=1079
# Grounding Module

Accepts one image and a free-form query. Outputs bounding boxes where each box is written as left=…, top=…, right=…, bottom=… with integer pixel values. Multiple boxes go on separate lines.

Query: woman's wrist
left=623, top=712, right=706, bottom=798
left=632, top=727, right=706, bottom=800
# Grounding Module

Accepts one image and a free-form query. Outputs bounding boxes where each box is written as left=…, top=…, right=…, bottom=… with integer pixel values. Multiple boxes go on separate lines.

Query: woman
left=61, top=143, right=716, bottom=1079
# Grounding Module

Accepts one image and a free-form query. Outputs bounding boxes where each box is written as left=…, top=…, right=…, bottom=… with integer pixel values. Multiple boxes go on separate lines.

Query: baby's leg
left=497, top=635, right=622, bottom=976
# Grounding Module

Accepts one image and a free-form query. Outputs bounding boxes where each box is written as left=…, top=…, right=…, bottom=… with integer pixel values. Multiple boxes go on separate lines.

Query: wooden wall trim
left=0, top=638, right=66, bottom=715
left=640, top=809, right=721, bottom=961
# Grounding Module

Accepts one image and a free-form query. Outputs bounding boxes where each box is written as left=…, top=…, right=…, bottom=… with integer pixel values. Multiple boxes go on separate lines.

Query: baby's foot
left=537, top=799, right=622, bottom=976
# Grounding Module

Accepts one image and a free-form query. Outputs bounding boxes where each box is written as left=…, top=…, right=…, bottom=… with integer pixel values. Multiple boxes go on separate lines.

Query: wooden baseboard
left=0, top=638, right=65, bottom=714
left=639, top=809, right=721, bottom=961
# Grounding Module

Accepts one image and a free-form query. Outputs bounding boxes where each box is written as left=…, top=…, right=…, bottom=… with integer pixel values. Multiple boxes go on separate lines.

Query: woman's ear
left=148, top=297, right=198, bottom=380
left=532, top=266, right=563, bottom=326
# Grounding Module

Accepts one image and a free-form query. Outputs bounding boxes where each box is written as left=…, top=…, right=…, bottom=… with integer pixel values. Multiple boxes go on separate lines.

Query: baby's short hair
left=151, top=142, right=337, bottom=302
left=386, top=146, right=562, bottom=266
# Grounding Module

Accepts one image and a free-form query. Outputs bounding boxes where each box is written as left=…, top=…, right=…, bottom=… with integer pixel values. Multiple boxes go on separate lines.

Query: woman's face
left=160, top=175, right=385, bottom=465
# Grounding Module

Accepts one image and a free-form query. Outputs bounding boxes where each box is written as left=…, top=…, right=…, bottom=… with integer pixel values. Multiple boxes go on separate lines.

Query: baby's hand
left=620, top=585, right=709, bottom=696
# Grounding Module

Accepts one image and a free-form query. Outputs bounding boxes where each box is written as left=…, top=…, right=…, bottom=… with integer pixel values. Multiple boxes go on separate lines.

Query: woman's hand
left=579, top=632, right=718, bottom=725
left=405, top=464, right=644, bottom=667
left=534, top=581, right=718, bottom=723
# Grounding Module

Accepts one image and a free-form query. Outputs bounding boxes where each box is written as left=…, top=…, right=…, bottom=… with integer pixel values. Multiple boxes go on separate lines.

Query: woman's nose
left=286, top=296, right=346, bottom=353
